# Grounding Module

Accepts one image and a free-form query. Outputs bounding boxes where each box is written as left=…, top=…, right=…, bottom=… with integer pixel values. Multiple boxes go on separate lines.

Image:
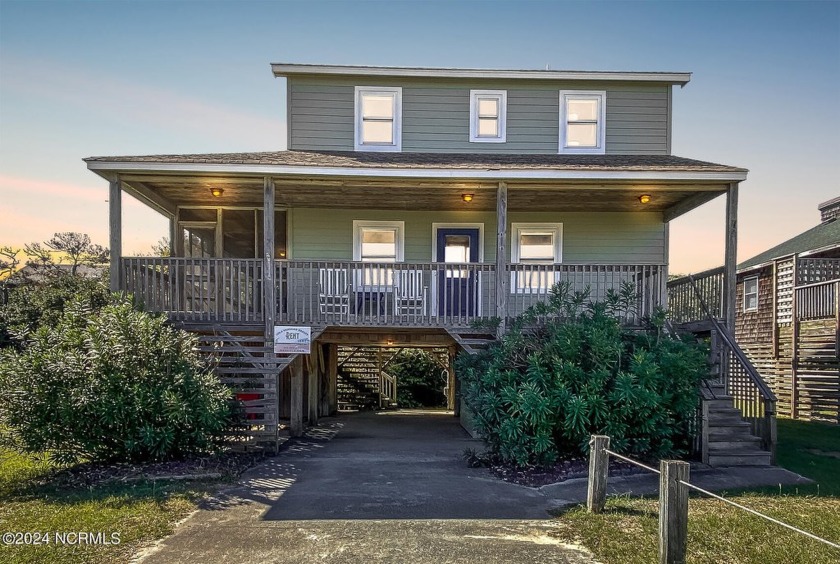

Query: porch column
left=723, top=182, right=739, bottom=329
left=108, top=176, right=122, bottom=292
left=263, top=177, right=276, bottom=337
left=495, top=182, right=508, bottom=336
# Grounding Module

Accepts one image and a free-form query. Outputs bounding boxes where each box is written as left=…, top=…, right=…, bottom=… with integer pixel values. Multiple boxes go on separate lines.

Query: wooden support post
left=328, top=343, right=338, bottom=415
left=659, top=460, right=690, bottom=564
left=791, top=263, right=799, bottom=420
left=495, top=182, right=508, bottom=337
left=168, top=215, right=177, bottom=257
left=290, top=355, right=304, bottom=437
left=308, top=347, right=318, bottom=425
left=449, top=345, right=458, bottom=414
left=723, top=182, right=739, bottom=330
left=772, top=260, right=779, bottom=358
left=263, top=177, right=276, bottom=339
left=661, top=222, right=670, bottom=311
left=108, top=176, right=122, bottom=292
left=376, top=347, right=383, bottom=409
left=587, top=435, right=610, bottom=513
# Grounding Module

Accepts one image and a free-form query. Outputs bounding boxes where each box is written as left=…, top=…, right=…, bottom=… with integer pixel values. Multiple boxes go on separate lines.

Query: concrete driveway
left=137, top=411, right=597, bottom=563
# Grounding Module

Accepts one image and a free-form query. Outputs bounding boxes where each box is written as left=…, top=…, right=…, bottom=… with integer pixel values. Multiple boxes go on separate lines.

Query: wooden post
left=791, top=258, right=799, bottom=420
left=168, top=215, right=177, bottom=257
left=308, top=346, right=319, bottom=425
left=108, top=176, right=122, bottom=292
left=495, top=182, right=508, bottom=337
left=659, top=460, right=690, bottom=564
left=449, top=345, right=458, bottom=414
left=723, top=182, right=738, bottom=330
left=587, top=435, right=610, bottom=513
left=661, top=222, right=670, bottom=311
left=327, top=343, right=338, bottom=415
left=772, top=260, right=779, bottom=358
left=263, top=177, right=276, bottom=339
left=290, top=355, right=304, bottom=437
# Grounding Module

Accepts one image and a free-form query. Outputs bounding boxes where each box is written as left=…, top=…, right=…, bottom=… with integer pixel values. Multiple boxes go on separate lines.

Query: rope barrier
left=678, top=479, right=840, bottom=550
left=604, top=448, right=660, bottom=475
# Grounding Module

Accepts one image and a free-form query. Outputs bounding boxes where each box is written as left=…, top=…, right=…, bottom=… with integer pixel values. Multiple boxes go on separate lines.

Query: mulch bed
left=489, top=457, right=647, bottom=488
left=45, top=450, right=269, bottom=489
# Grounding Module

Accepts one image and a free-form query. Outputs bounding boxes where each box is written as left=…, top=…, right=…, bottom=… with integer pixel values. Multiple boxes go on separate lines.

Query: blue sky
left=1, top=0, right=838, bottom=272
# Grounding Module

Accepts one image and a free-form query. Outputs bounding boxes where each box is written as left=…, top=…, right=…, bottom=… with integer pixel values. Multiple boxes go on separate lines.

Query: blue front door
left=436, top=228, right=479, bottom=317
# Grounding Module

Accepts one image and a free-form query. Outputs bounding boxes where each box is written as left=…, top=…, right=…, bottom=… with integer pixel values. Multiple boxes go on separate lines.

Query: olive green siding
left=289, top=209, right=665, bottom=264
left=288, top=76, right=670, bottom=155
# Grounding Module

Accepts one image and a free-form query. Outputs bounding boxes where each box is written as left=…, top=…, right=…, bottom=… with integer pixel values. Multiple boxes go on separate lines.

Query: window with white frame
left=469, top=90, right=507, bottom=143
left=511, top=223, right=563, bottom=293
left=559, top=91, right=606, bottom=154
left=355, top=87, right=402, bottom=151
left=743, top=276, right=759, bottom=312
left=353, top=221, right=404, bottom=288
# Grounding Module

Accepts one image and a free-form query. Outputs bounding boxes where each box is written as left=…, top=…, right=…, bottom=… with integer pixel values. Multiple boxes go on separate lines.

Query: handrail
left=666, top=265, right=725, bottom=288
left=796, top=278, right=840, bottom=291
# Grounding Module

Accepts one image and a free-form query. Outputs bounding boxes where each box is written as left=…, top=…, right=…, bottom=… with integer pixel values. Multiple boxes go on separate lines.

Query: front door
left=436, top=228, right=480, bottom=317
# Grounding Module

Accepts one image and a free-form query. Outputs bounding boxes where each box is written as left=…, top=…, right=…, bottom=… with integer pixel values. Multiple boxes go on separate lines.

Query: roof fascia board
left=86, top=161, right=746, bottom=182
left=271, top=64, right=691, bottom=85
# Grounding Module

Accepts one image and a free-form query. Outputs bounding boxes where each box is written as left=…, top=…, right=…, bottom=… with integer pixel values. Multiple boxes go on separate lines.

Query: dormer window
left=469, top=90, right=507, bottom=143
left=559, top=91, right=606, bottom=154
left=355, top=86, right=402, bottom=151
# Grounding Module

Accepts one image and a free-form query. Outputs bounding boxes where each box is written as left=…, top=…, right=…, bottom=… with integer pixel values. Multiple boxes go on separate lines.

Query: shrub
left=0, top=299, right=231, bottom=464
left=389, top=349, right=448, bottom=408
left=457, top=283, right=708, bottom=467
left=0, top=273, right=110, bottom=349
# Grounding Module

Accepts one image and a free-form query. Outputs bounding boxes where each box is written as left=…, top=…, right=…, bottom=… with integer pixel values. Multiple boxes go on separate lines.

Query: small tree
left=150, top=237, right=172, bottom=257
left=22, top=232, right=108, bottom=278
left=0, top=246, right=20, bottom=281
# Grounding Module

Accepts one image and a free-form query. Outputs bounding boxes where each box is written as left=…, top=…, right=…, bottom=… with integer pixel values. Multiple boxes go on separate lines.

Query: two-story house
left=85, top=63, right=753, bottom=455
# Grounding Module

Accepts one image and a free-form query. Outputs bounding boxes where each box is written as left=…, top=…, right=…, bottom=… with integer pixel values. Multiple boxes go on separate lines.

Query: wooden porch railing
left=795, top=279, right=840, bottom=321
left=666, top=266, right=724, bottom=324
left=121, top=258, right=666, bottom=327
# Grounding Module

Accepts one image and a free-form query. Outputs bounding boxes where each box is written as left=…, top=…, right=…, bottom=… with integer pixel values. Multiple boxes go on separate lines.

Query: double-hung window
left=469, top=90, right=507, bottom=143
left=559, top=91, right=606, bottom=154
left=511, top=223, right=563, bottom=293
left=743, top=276, right=759, bottom=312
left=355, top=86, right=402, bottom=151
left=353, top=221, right=404, bottom=289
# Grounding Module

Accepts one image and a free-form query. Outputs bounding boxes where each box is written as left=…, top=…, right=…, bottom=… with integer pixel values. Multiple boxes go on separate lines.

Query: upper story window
left=355, top=86, right=402, bottom=151
left=469, top=90, right=507, bottom=143
left=743, top=276, right=759, bottom=312
left=353, top=220, right=404, bottom=262
left=559, top=91, right=606, bottom=154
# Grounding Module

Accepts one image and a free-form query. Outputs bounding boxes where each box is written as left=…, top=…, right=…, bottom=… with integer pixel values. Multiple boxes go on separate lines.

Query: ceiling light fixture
left=462, top=193, right=474, bottom=203
left=211, top=188, right=224, bottom=197
left=639, top=194, right=651, bottom=204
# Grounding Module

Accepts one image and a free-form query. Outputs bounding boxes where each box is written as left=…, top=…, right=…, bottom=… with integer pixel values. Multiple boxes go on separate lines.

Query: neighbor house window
left=559, top=91, right=606, bottom=154
left=469, top=90, right=507, bottom=143
left=511, top=223, right=562, bottom=293
left=353, top=221, right=404, bottom=288
left=355, top=86, right=402, bottom=151
left=743, top=276, right=759, bottom=312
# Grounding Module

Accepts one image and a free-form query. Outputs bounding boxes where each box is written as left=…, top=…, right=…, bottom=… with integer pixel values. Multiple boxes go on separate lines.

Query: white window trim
left=559, top=90, right=606, bottom=154
left=354, top=86, right=402, bottom=152
left=352, top=220, right=405, bottom=261
left=743, top=275, right=759, bottom=312
left=510, top=223, right=563, bottom=294
left=469, top=90, right=507, bottom=143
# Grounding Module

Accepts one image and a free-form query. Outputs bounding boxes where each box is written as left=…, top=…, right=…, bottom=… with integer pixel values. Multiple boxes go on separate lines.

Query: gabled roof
left=85, top=150, right=746, bottom=181
left=738, top=218, right=840, bottom=272
left=270, top=63, right=692, bottom=85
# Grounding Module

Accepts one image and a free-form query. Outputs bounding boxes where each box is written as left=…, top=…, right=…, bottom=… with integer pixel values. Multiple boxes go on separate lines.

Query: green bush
left=457, top=283, right=708, bottom=467
left=0, top=299, right=231, bottom=464
left=0, top=273, right=110, bottom=349
left=390, top=349, right=447, bottom=408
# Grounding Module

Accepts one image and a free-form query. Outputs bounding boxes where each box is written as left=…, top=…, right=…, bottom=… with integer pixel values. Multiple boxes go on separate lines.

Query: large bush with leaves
left=0, top=299, right=231, bottom=463
left=389, top=349, right=448, bottom=408
left=457, top=283, right=708, bottom=466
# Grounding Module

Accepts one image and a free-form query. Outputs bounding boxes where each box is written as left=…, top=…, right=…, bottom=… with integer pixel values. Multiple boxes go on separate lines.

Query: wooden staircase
left=702, top=383, right=772, bottom=467
left=336, top=346, right=400, bottom=411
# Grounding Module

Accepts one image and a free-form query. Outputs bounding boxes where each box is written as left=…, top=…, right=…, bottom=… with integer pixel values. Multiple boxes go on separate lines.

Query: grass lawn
left=0, top=448, right=227, bottom=564
left=552, top=418, right=840, bottom=564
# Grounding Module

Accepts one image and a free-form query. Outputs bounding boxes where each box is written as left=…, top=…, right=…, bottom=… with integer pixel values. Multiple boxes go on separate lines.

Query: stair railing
left=380, top=370, right=397, bottom=407
left=687, top=274, right=778, bottom=462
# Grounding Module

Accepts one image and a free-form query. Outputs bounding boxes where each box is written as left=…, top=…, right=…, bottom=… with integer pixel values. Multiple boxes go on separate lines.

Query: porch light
left=211, top=187, right=224, bottom=197
left=639, top=194, right=651, bottom=204
left=461, top=193, right=474, bottom=203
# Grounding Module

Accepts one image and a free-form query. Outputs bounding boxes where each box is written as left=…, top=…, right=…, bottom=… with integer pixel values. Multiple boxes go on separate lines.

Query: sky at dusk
left=1, top=0, right=838, bottom=273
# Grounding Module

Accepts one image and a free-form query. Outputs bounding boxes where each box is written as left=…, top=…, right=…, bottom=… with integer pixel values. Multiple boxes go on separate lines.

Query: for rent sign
left=273, top=326, right=311, bottom=354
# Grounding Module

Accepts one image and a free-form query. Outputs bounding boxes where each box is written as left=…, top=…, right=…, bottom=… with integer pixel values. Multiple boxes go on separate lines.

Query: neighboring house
left=735, top=198, right=840, bottom=423
left=85, top=63, right=762, bottom=461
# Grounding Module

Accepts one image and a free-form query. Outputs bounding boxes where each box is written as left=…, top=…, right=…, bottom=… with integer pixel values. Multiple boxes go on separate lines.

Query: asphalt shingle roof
left=84, top=150, right=746, bottom=173
left=739, top=219, right=840, bottom=271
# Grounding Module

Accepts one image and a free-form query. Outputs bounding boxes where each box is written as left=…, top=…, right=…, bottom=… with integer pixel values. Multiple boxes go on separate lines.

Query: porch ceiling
left=122, top=174, right=727, bottom=214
